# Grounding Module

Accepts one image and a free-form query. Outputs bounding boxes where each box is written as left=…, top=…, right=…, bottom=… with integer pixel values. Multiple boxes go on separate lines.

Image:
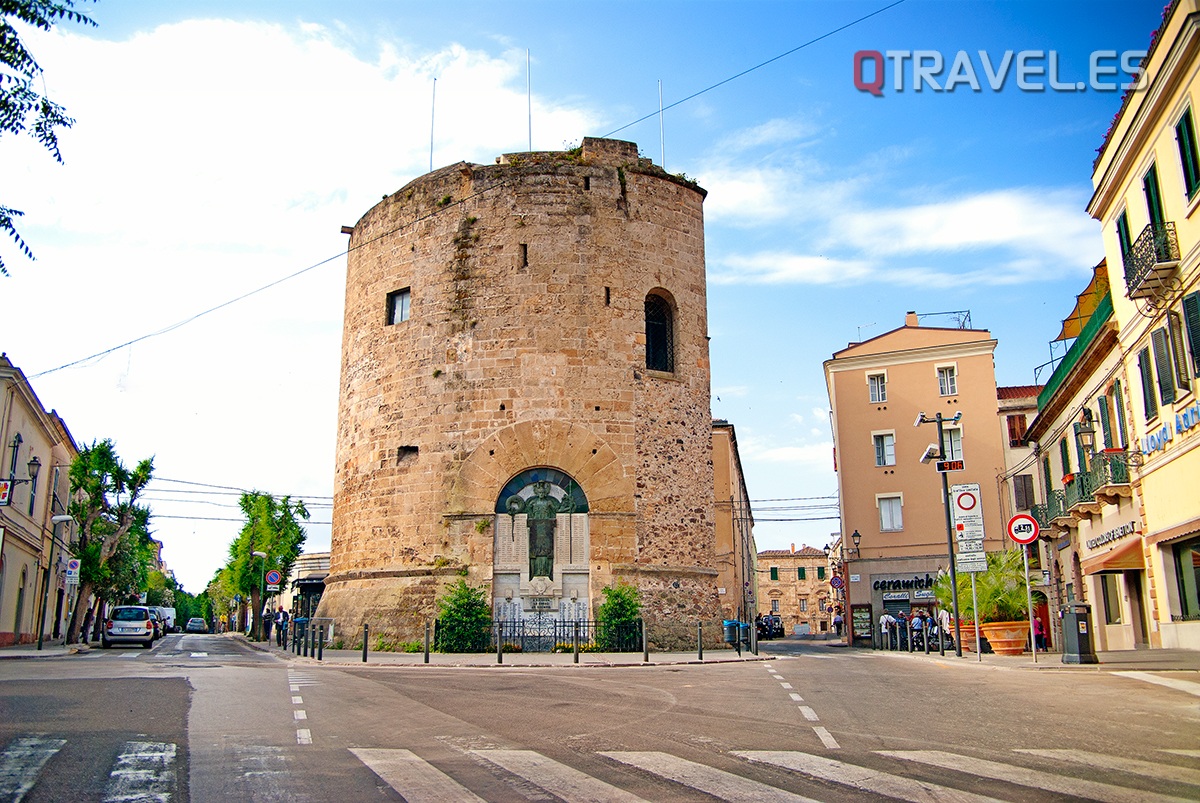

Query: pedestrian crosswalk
left=352, top=744, right=1200, bottom=802
left=0, top=737, right=177, bottom=803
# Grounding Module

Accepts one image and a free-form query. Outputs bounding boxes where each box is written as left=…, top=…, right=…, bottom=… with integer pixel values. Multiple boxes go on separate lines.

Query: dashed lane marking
left=812, top=728, right=840, bottom=750
left=291, top=696, right=303, bottom=704
left=788, top=693, right=804, bottom=702
left=294, top=710, right=307, bottom=721
left=296, top=729, right=312, bottom=746
left=472, top=749, right=650, bottom=802
left=779, top=682, right=794, bottom=689
left=600, top=751, right=820, bottom=802
left=798, top=706, right=819, bottom=722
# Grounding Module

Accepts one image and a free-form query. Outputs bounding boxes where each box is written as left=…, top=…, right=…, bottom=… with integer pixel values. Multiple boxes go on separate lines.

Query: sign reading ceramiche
left=1085, top=521, right=1138, bottom=551
left=872, top=574, right=936, bottom=591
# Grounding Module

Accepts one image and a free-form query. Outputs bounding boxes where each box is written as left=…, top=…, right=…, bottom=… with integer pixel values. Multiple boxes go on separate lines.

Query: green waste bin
left=1060, top=603, right=1098, bottom=665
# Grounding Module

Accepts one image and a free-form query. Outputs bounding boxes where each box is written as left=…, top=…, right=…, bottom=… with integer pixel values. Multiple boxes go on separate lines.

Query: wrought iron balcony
left=1033, top=489, right=1068, bottom=528
left=1092, top=450, right=1130, bottom=486
left=1065, top=471, right=1097, bottom=510
left=1123, top=221, right=1180, bottom=299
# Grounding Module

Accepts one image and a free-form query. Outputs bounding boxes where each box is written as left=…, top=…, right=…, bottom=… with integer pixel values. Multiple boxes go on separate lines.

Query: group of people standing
left=257, top=605, right=292, bottom=646
left=878, top=608, right=953, bottom=650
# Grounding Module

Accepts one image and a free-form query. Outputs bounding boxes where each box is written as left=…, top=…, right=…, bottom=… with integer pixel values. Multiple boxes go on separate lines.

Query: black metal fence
left=434, top=618, right=644, bottom=653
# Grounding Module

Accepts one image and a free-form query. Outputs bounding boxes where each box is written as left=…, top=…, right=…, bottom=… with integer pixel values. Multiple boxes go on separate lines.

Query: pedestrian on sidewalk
left=1033, top=616, right=1047, bottom=652
left=275, top=606, right=289, bottom=646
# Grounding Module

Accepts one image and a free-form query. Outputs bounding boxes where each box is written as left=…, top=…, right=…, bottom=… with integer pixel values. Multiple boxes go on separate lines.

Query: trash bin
left=1060, top=603, right=1098, bottom=665
left=723, top=620, right=739, bottom=644
left=739, top=622, right=751, bottom=645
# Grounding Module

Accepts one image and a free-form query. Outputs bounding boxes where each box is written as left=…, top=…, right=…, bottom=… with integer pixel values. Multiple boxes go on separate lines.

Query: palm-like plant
left=934, top=549, right=1029, bottom=623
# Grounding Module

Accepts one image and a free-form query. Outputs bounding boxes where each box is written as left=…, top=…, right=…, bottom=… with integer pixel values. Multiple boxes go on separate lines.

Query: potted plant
left=934, top=549, right=1031, bottom=656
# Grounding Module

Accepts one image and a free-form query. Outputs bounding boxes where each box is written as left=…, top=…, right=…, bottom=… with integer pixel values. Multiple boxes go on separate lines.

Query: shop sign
left=872, top=574, right=936, bottom=591
left=1084, top=520, right=1138, bottom=550
left=914, top=589, right=936, bottom=599
left=1141, top=422, right=1173, bottom=454
left=883, top=591, right=910, bottom=601
left=1176, top=400, right=1200, bottom=436
left=1137, top=397, right=1198, bottom=455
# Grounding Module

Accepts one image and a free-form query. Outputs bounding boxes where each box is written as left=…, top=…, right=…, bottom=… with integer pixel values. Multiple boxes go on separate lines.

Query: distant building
left=280, top=551, right=329, bottom=620
left=755, top=546, right=831, bottom=635
left=823, top=311, right=1009, bottom=644
left=712, top=420, right=756, bottom=623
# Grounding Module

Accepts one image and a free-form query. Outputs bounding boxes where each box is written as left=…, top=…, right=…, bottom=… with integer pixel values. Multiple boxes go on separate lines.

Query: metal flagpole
left=658, top=80, right=665, bottom=169
left=430, top=78, right=437, bottom=172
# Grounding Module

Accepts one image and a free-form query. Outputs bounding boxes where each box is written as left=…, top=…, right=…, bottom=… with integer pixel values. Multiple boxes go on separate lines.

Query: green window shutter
left=1151, top=328, right=1177, bottom=405
left=1138, top=347, right=1159, bottom=420
left=817, top=566, right=826, bottom=580
left=1113, top=379, right=1129, bottom=447
left=1073, top=422, right=1087, bottom=471
left=1116, top=212, right=1132, bottom=257
left=1177, top=109, right=1200, bottom=198
left=1096, top=396, right=1113, bottom=450
left=770, top=567, right=778, bottom=581
left=1183, top=292, right=1200, bottom=377
left=1059, top=437, right=1071, bottom=475
left=1144, top=163, right=1165, bottom=227
left=1042, top=456, right=1053, bottom=496
left=798, top=567, right=805, bottom=580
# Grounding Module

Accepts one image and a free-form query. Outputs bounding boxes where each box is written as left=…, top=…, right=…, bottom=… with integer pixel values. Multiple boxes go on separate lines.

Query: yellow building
left=1087, top=0, right=1200, bottom=649
left=755, top=546, right=831, bottom=635
left=712, top=421, right=756, bottom=623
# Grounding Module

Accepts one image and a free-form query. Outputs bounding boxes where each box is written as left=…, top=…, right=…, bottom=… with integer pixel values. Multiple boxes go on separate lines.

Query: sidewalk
left=861, top=642, right=1200, bottom=672
left=0, top=639, right=92, bottom=659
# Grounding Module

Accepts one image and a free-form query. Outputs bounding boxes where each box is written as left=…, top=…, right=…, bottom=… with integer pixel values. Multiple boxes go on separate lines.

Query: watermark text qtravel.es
left=853, top=50, right=1146, bottom=96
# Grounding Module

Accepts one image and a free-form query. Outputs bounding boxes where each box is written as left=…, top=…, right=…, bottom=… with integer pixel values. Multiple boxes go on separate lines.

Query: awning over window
left=1054, top=261, right=1110, bottom=342
left=1081, top=536, right=1144, bottom=574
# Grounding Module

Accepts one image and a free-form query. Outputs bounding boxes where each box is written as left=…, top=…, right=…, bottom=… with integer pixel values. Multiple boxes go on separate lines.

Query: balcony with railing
left=1123, top=221, right=1180, bottom=299
left=1032, top=488, right=1068, bottom=530
left=1065, top=471, right=1100, bottom=516
left=1091, top=449, right=1133, bottom=503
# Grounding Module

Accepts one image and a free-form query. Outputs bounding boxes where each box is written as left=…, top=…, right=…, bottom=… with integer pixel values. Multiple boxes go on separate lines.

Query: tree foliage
left=934, top=549, right=1031, bottom=623
left=435, top=580, right=492, bottom=652
left=595, top=582, right=642, bottom=651
left=65, top=438, right=153, bottom=642
left=0, top=0, right=95, bottom=275
left=226, top=491, right=308, bottom=638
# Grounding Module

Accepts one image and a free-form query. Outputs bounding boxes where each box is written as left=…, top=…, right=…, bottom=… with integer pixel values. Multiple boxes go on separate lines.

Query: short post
left=573, top=621, right=579, bottom=664
left=939, top=611, right=946, bottom=657
left=496, top=622, right=503, bottom=665
left=642, top=619, right=649, bottom=663
left=908, top=622, right=914, bottom=652
left=423, top=620, right=431, bottom=664
left=697, top=622, right=703, bottom=662
left=923, top=622, right=930, bottom=654
left=362, top=623, right=368, bottom=663
left=308, top=622, right=316, bottom=657
left=302, top=622, right=309, bottom=657
left=317, top=626, right=324, bottom=661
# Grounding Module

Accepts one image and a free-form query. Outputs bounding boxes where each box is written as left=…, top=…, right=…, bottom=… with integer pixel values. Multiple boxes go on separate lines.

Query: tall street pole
left=919, top=412, right=964, bottom=658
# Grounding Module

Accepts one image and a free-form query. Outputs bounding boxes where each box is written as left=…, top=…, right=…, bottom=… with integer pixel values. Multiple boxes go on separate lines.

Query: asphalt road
left=1, top=635, right=1198, bottom=802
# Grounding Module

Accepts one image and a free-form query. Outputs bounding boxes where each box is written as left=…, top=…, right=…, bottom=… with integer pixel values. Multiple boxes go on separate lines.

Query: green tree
left=1, top=0, right=96, bottom=275
left=65, top=439, right=153, bottom=643
left=595, top=583, right=642, bottom=651
left=227, top=492, right=308, bottom=639
left=435, top=580, right=491, bottom=652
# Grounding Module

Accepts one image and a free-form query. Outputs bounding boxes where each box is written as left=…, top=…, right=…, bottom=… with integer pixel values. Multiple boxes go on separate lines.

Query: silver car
left=102, top=605, right=156, bottom=648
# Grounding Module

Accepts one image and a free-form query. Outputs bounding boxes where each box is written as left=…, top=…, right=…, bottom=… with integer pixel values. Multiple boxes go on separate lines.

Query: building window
left=1100, top=574, right=1123, bottom=625
left=817, top=566, right=826, bottom=580
left=799, top=599, right=808, bottom=612
left=1150, top=328, right=1178, bottom=406
left=937, top=366, right=957, bottom=396
left=1059, top=437, right=1072, bottom=476
left=771, top=599, right=779, bottom=613
left=386, top=288, right=411, bottom=325
left=1096, top=395, right=1114, bottom=449
left=1144, top=162, right=1166, bottom=227
left=1173, top=536, right=1200, bottom=618
left=1116, top=210, right=1133, bottom=262
left=1112, top=380, right=1129, bottom=448
left=645, top=293, right=674, bottom=373
left=868, top=372, right=887, bottom=403
left=1177, top=107, right=1200, bottom=199
left=1013, top=474, right=1035, bottom=510
left=770, top=566, right=778, bottom=581
left=1006, top=414, right=1028, bottom=447
left=797, top=567, right=806, bottom=580
left=1183, top=292, right=1200, bottom=377
left=941, top=427, right=963, bottom=461
left=873, top=433, right=896, bottom=467
left=1137, top=347, right=1159, bottom=421
left=1169, top=311, right=1192, bottom=394
left=879, top=495, right=903, bottom=531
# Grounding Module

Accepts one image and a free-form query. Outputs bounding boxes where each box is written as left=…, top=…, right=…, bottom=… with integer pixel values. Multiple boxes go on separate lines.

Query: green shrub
left=435, top=579, right=492, bottom=652
left=934, top=549, right=1030, bottom=622
left=596, top=583, right=642, bottom=651
left=400, top=640, right=423, bottom=653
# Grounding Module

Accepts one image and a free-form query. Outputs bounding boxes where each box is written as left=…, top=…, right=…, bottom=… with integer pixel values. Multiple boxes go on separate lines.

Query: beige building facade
left=824, top=312, right=1009, bottom=645
left=712, top=421, right=757, bottom=623
left=756, top=547, right=831, bottom=635
left=321, top=138, right=722, bottom=643
left=1086, top=0, right=1200, bottom=650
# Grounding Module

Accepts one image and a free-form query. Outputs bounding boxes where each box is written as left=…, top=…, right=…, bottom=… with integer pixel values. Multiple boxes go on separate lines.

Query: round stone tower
left=320, top=137, right=719, bottom=643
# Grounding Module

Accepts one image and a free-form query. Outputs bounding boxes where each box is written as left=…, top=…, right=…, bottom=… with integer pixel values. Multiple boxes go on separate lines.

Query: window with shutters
left=1169, top=311, right=1192, bottom=394
left=797, top=567, right=806, bottom=580
left=1144, top=162, right=1166, bottom=227
left=873, top=433, right=896, bottom=466
left=770, top=566, right=778, bottom=581
left=1138, top=347, right=1159, bottom=421
left=1113, top=380, right=1129, bottom=447
left=1013, top=474, right=1035, bottom=511
left=1151, top=328, right=1178, bottom=406
left=868, top=372, right=887, bottom=403
left=1183, top=292, right=1200, bottom=377
left=1116, top=210, right=1133, bottom=261
left=878, top=495, right=903, bottom=531
left=1042, top=456, right=1054, bottom=496
left=1073, top=420, right=1090, bottom=472
left=1059, top=437, right=1072, bottom=476
left=817, top=566, right=826, bottom=580
left=1096, top=395, right=1114, bottom=450
left=1177, top=107, right=1200, bottom=199
left=1006, top=414, right=1028, bottom=446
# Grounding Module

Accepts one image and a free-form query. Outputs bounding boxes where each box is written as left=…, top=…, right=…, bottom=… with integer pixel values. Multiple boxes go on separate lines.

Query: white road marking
left=289, top=685, right=300, bottom=692
left=798, top=706, right=819, bottom=722
left=737, top=750, right=1003, bottom=803
left=103, top=740, right=176, bottom=803
left=879, top=750, right=1193, bottom=803
left=812, top=728, right=840, bottom=750
left=788, top=693, right=804, bottom=702
left=189, top=652, right=208, bottom=657
left=296, top=729, right=312, bottom=745
left=779, top=682, right=794, bottom=689
left=0, top=736, right=66, bottom=802
left=351, top=748, right=486, bottom=802
left=763, top=664, right=773, bottom=669
left=120, top=653, right=140, bottom=659
left=1114, top=671, right=1200, bottom=698
left=293, top=710, right=307, bottom=720
left=472, top=749, right=649, bottom=802
left=1163, top=749, right=1200, bottom=758
left=291, top=696, right=303, bottom=704
left=600, top=751, right=820, bottom=802
left=1017, top=749, right=1200, bottom=786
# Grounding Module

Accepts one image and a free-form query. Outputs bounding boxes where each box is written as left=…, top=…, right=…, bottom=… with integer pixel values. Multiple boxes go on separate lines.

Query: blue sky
left=2, top=0, right=1165, bottom=592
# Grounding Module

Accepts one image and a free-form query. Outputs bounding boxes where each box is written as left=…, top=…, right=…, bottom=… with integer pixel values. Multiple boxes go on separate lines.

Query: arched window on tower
left=645, top=293, right=674, bottom=373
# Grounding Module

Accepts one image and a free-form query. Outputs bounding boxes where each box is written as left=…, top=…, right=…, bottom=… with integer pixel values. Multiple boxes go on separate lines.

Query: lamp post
left=916, top=411, right=964, bottom=658
left=36, top=514, right=74, bottom=650
left=252, top=551, right=267, bottom=640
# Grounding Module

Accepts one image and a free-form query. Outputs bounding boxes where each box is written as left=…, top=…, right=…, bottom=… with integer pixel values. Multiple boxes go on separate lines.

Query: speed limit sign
left=1007, top=513, right=1040, bottom=545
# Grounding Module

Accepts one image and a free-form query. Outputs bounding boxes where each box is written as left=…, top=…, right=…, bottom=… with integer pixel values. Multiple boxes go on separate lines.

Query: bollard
left=573, top=621, right=579, bottom=665
left=642, top=621, right=649, bottom=663
left=697, top=622, right=703, bottom=662
left=362, top=623, right=368, bottom=663
left=318, top=627, right=324, bottom=661
left=424, top=621, right=431, bottom=664
left=924, top=625, right=930, bottom=655
left=496, top=623, right=503, bottom=665
left=302, top=622, right=309, bottom=657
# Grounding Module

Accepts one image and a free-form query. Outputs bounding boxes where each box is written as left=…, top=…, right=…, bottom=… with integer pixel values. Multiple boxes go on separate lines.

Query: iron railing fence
left=1123, top=221, right=1179, bottom=295
left=433, top=617, right=644, bottom=653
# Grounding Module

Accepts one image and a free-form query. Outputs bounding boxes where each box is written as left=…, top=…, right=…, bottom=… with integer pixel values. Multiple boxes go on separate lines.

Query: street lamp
left=850, top=529, right=861, bottom=556
left=916, top=410, right=964, bottom=658
left=36, top=513, right=74, bottom=650
left=252, top=551, right=267, bottom=640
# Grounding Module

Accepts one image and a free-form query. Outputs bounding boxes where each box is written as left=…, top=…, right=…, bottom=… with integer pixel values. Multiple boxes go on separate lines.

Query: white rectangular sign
left=955, top=556, right=988, bottom=573
left=950, top=483, right=985, bottom=541
left=956, top=539, right=985, bottom=554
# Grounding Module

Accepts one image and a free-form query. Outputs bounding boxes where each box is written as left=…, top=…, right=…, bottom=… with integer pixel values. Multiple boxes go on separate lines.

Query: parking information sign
left=65, top=558, right=80, bottom=583
left=951, top=483, right=987, bottom=573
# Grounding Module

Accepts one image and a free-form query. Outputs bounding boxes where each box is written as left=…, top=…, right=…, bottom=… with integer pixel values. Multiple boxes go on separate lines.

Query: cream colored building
left=712, top=421, right=756, bottom=623
left=0, top=355, right=77, bottom=646
left=824, top=311, right=1009, bottom=644
left=756, top=546, right=831, bottom=635
left=1087, top=0, right=1200, bottom=650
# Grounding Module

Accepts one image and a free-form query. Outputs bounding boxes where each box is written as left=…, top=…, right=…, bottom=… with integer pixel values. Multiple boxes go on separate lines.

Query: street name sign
left=267, top=584, right=280, bottom=593
left=935, top=459, right=965, bottom=473
left=1007, top=513, right=1040, bottom=545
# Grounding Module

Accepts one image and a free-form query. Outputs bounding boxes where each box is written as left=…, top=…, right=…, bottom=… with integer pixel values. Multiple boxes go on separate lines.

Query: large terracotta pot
left=978, top=621, right=1030, bottom=656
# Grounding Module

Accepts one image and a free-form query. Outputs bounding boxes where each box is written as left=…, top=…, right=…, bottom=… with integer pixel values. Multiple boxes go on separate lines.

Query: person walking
left=832, top=611, right=844, bottom=637
left=1033, top=616, right=1047, bottom=652
left=275, top=606, right=290, bottom=646
left=262, top=604, right=273, bottom=643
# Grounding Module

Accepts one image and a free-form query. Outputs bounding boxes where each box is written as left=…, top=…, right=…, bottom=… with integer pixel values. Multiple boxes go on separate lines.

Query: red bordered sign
left=1007, top=513, right=1040, bottom=545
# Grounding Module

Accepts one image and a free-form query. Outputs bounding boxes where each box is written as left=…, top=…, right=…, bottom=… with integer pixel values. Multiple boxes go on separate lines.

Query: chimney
left=905, top=310, right=919, bottom=327
left=790, top=543, right=795, bottom=553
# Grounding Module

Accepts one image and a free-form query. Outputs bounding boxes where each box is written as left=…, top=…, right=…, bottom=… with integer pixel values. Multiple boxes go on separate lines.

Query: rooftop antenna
left=658, top=80, right=665, bottom=169
left=527, top=49, right=532, bottom=151
left=429, top=77, right=437, bottom=172
left=856, top=322, right=876, bottom=341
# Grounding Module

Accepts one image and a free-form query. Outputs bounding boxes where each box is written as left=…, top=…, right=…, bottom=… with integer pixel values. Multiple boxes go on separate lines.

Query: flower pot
left=978, top=621, right=1029, bottom=656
